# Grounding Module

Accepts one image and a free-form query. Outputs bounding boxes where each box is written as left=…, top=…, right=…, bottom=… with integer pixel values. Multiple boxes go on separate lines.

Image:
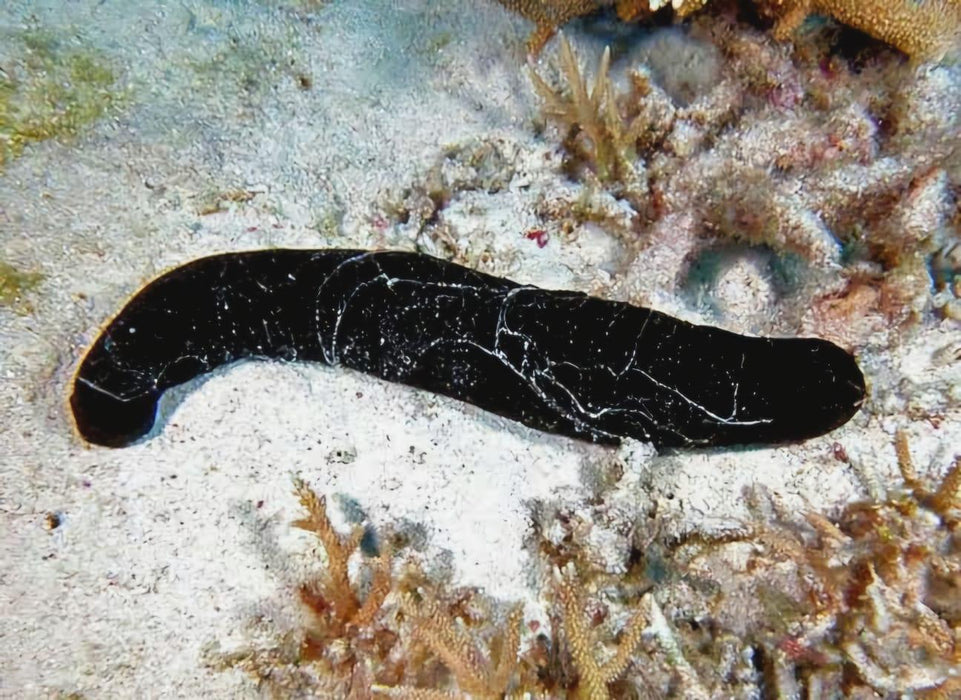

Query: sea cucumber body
left=71, top=249, right=865, bottom=448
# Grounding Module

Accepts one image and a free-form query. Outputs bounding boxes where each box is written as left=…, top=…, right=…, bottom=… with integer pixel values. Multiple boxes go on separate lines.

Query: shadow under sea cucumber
left=70, top=249, right=866, bottom=448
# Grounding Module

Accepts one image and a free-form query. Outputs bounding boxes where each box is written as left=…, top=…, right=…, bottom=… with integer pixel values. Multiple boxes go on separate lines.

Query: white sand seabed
left=1, top=0, right=959, bottom=697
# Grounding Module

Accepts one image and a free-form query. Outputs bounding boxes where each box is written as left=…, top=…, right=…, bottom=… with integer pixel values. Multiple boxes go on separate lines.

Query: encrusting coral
left=495, top=0, right=601, bottom=54
left=765, top=0, right=961, bottom=62
left=497, top=0, right=711, bottom=53
left=495, top=0, right=961, bottom=60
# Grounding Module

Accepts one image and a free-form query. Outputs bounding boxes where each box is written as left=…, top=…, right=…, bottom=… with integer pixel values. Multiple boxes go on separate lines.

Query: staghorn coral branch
left=223, top=432, right=961, bottom=696
left=599, top=601, right=648, bottom=682
left=803, top=510, right=848, bottom=543
left=930, top=455, right=961, bottom=519
left=895, top=428, right=923, bottom=490
left=292, top=477, right=363, bottom=623
left=553, top=564, right=648, bottom=700
left=491, top=605, right=524, bottom=692
left=398, top=593, right=521, bottom=698
left=894, top=433, right=960, bottom=519
left=409, top=597, right=490, bottom=692
left=554, top=570, right=609, bottom=700
left=354, top=548, right=393, bottom=628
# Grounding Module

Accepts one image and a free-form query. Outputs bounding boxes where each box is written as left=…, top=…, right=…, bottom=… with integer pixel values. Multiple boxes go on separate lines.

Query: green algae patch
left=0, top=29, right=124, bottom=169
left=0, top=261, right=44, bottom=314
left=180, top=20, right=306, bottom=108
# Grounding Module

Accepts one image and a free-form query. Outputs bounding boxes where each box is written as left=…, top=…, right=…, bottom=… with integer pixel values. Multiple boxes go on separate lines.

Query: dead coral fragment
left=764, top=0, right=961, bottom=61
left=194, top=188, right=258, bottom=216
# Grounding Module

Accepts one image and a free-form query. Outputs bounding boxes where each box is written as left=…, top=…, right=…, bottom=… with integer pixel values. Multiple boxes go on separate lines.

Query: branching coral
left=213, top=433, right=961, bottom=698
left=291, top=478, right=393, bottom=641
left=530, top=36, right=652, bottom=190
left=551, top=564, right=649, bottom=699
left=671, top=434, right=961, bottom=696
left=378, top=595, right=523, bottom=698
left=212, top=478, right=398, bottom=696
left=215, top=481, right=663, bottom=697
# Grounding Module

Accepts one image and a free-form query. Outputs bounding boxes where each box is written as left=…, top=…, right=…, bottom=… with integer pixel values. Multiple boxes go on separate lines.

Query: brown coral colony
left=498, top=0, right=961, bottom=60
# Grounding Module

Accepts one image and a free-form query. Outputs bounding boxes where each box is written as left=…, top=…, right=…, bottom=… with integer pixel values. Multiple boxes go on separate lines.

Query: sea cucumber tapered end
left=70, top=378, right=159, bottom=447
left=753, top=337, right=866, bottom=445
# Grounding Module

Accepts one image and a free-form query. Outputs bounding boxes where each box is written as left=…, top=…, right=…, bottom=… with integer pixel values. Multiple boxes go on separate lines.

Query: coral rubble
left=677, top=436, right=961, bottom=696
left=527, top=18, right=959, bottom=348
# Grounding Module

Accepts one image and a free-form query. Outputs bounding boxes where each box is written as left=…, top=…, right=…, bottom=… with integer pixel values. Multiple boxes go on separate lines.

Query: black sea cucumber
left=70, top=249, right=865, bottom=448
